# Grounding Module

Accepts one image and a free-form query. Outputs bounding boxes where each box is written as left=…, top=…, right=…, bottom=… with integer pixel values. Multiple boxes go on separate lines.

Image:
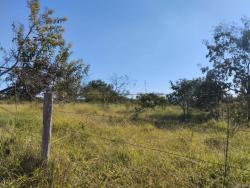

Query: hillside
left=0, top=102, right=250, bottom=187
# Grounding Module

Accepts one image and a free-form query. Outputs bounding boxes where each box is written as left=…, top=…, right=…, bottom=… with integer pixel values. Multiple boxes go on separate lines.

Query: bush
left=136, top=93, right=167, bottom=109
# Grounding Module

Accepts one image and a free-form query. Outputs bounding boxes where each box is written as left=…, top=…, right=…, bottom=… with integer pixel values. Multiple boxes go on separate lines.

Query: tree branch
left=0, top=24, right=35, bottom=77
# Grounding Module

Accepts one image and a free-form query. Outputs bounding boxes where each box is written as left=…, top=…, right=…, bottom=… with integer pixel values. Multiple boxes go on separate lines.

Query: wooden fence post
left=41, top=91, right=53, bottom=161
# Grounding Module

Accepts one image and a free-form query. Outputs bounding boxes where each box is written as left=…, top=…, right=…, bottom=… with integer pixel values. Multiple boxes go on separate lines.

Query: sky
left=1, top=0, right=250, bottom=93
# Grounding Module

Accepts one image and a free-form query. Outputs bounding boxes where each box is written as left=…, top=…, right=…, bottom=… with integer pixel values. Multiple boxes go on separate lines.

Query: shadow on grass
left=0, top=154, right=42, bottom=185
left=131, top=112, right=226, bottom=133
left=18, top=155, right=44, bottom=175
left=1, top=154, right=56, bottom=187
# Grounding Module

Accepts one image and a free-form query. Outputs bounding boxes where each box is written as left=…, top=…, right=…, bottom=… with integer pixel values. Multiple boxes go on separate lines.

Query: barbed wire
left=1, top=103, right=248, bottom=156
left=1, top=97, right=250, bottom=185
left=56, top=110, right=124, bottom=119
left=1, top=105, right=250, bottom=134
left=56, top=110, right=250, bottom=133
left=0, top=106, right=16, bottom=115
left=122, top=91, right=228, bottom=96
left=50, top=127, right=250, bottom=173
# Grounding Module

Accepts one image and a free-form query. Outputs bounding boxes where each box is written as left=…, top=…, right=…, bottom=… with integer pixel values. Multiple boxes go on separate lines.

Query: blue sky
left=1, top=0, right=250, bottom=93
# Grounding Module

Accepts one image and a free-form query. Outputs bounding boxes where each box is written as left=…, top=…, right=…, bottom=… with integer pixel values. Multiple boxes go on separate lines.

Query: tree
left=204, top=17, right=250, bottom=121
left=136, top=93, right=167, bottom=109
left=54, top=60, right=89, bottom=101
left=167, top=79, right=198, bottom=116
left=0, top=0, right=89, bottom=100
left=0, top=0, right=89, bottom=160
left=83, top=80, right=120, bottom=103
left=194, top=72, right=226, bottom=118
left=109, top=73, right=135, bottom=97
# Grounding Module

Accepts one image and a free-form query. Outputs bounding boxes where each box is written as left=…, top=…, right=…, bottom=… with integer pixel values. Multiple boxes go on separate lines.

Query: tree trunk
left=247, top=94, right=250, bottom=122
left=182, top=104, right=186, bottom=117
left=41, top=91, right=53, bottom=161
left=247, top=64, right=250, bottom=123
left=186, top=102, right=189, bottom=115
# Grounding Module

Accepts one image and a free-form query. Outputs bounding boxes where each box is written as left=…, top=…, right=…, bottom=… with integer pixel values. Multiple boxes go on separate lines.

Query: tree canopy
left=83, top=80, right=121, bottom=103
left=0, top=0, right=89, bottom=100
left=167, top=79, right=198, bottom=116
left=204, top=18, right=250, bottom=120
left=136, top=93, right=167, bottom=109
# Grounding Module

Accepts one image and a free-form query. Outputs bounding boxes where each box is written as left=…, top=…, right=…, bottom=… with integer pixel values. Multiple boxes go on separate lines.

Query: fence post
left=223, top=98, right=231, bottom=187
left=41, top=91, right=53, bottom=161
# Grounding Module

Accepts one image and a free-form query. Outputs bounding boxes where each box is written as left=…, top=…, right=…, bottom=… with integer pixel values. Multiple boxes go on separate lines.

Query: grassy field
left=0, top=102, right=250, bottom=187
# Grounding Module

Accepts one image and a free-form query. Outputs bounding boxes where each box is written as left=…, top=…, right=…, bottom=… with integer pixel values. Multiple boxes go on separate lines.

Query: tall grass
left=0, top=102, right=250, bottom=187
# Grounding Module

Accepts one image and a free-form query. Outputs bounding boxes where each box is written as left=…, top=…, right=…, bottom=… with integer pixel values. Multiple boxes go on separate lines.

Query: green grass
left=0, top=102, right=250, bottom=187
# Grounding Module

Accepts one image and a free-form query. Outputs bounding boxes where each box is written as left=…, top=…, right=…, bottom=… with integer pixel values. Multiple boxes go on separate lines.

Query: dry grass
left=0, top=102, right=250, bottom=187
